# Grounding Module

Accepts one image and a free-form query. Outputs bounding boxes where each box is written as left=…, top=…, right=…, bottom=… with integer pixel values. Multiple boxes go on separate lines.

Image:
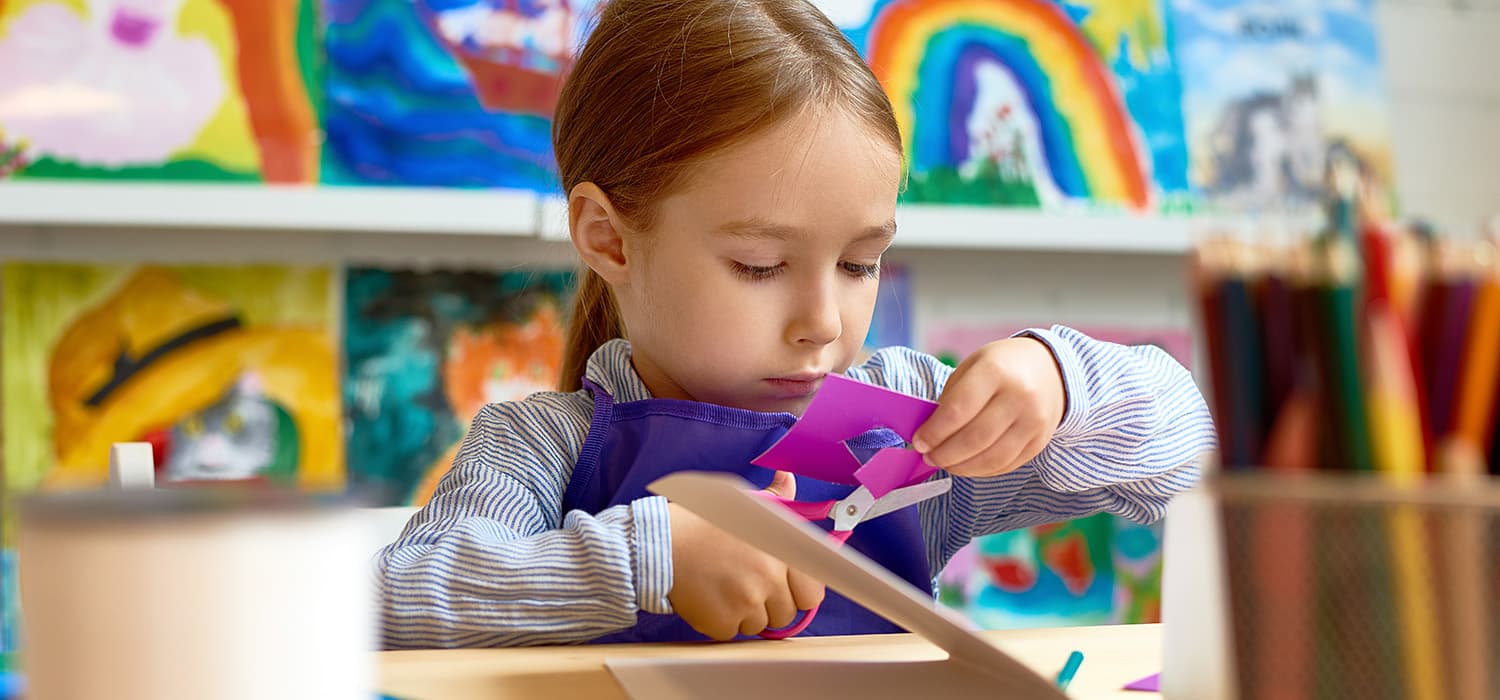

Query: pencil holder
left=1214, top=473, right=1500, bottom=700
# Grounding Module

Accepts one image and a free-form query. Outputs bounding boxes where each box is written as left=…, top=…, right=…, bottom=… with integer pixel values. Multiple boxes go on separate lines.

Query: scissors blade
left=833, top=478, right=952, bottom=531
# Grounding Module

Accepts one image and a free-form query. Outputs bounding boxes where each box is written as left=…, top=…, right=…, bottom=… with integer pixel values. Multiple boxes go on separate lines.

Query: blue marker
left=1055, top=650, right=1084, bottom=691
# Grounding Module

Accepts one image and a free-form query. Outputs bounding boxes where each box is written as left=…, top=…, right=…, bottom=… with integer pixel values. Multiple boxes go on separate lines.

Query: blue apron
left=562, top=379, right=932, bottom=643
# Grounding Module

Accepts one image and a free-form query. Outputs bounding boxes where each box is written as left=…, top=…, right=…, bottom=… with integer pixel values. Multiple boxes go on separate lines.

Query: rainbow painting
left=825, top=0, right=1190, bottom=211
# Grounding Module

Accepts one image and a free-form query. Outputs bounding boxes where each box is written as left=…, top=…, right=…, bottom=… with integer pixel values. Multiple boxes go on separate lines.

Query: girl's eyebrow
left=717, top=218, right=897, bottom=244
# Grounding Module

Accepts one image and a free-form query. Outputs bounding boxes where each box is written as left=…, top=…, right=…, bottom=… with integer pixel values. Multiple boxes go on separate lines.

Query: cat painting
left=344, top=267, right=574, bottom=505
left=156, top=372, right=298, bottom=484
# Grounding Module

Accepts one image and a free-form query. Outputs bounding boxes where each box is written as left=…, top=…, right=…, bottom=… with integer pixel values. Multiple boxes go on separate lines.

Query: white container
left=1161, top=485, right=1235, bottom=700
left=18, top=489, right=373, bottom=700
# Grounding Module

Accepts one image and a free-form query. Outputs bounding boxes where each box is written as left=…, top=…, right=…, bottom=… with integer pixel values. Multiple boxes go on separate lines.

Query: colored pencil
left=1429, top=249, right=1478, bottom=443
left=1321, top=240, right=1373, bottom=471
left=1365, top=303, right=1444, bottom=700
left=1193, top=240, right=1236, bottom=466
left=1452, top=245, right=1500, bottom=453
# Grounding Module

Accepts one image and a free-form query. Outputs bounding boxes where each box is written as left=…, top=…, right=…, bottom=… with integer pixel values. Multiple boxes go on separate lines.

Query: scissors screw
left=846, top=505, right=859, bottom=517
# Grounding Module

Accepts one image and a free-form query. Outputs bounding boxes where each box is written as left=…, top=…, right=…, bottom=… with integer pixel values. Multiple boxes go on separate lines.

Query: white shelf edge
left=533, top=197, right=1221, bottom=253
left=537, top=195, right=570, bottom=242
left=0, top=182, right=540, bottom=236
left=894, top=205, right=1209, bottom=253
left=1, top=183, right=1270, bottom=253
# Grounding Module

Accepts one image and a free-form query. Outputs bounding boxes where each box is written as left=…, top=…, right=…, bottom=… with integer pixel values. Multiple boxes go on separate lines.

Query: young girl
left=376, top=0, right=1214, bottom=649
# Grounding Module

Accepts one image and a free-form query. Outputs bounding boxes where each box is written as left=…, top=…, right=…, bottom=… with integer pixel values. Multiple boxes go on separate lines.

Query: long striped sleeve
left=848, top=325, right=1215, bottom=576
left=374, top=394, right=674, bottom=649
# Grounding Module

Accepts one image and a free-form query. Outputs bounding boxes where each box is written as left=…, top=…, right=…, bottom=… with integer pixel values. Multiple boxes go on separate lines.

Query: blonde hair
left=553, top=0, right=901, bottom=391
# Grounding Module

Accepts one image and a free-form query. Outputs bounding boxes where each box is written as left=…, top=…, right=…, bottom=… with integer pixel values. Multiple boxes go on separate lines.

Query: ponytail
left=560, top=267, right=624, bottom=392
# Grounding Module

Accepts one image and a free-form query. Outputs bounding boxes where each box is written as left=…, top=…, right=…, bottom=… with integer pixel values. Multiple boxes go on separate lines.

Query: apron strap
left=562, top=378, right=615, bottom=514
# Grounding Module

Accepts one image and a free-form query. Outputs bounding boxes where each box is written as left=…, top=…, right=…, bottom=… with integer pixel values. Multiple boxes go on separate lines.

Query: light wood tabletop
left=378, top=623, right=1162, bottom=699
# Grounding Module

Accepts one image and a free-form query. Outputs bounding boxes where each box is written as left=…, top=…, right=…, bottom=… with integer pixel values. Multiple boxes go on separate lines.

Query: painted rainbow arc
left=867, top=0, right=1149, bottom=209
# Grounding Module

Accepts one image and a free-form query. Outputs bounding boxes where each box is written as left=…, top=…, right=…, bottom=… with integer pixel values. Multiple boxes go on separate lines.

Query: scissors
left=752, top=476, right=952, bottom=639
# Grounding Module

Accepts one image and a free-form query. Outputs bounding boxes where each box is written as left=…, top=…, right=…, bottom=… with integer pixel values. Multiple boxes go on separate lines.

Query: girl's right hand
left=665, top=471, right=825, bottom=640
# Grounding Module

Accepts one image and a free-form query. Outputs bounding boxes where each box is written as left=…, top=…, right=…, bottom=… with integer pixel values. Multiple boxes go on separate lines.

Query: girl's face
left=615, top=107, right=902, bottom=414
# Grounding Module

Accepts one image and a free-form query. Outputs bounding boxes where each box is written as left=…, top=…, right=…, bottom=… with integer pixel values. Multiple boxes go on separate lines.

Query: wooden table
left=378, top=623, right=1162, bottom=699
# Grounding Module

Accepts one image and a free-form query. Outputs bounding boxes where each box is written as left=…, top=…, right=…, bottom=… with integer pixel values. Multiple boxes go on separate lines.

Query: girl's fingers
left=912, top=359, right=993, bottom=452
left=786, top=568, right=826, bottom=612
left=922, top=394, right=1018, bottom=468
left=738, top=606, right=770, bottom=637
left=765, top=577, right=798, bottom=629
left=945, top=431, right=1039, bottom=478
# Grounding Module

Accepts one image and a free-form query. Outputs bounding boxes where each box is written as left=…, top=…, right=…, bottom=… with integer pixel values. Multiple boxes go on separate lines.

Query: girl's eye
left=730, top=261, right=785, bottom=282
left=841, top=261, right=881, bottom=279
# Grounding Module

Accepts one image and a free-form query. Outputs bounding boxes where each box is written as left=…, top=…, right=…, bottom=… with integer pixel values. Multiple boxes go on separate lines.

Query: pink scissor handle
left=758, top=528, right=853, bottom=639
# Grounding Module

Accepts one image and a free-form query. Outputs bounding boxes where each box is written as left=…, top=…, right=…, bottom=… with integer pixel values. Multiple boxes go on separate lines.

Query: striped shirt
left=376, top=325, right=1215, bottom=649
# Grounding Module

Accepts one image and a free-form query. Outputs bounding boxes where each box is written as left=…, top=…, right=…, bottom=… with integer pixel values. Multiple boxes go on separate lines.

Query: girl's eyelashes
left=730, top=261, right=786, bottom=281
left=841, top=261, right=880, bottom=279
left=729, top=260, right=881, bottom=282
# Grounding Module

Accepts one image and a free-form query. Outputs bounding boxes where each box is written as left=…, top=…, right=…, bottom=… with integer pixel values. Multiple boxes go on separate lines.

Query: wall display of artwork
left=938, top=510, right=1164, bottom=627
left=321, top=0, right=600, bottom=191
left=1, top=263, right=342, bottom=502
left=819, top=0, right=1192, bottom=212
left=1, top=0, right=1395, bottom=223
left=344, top=267, right=574, bottom=505
left=0, top=0, right=323, bottom=182
left=1171, top=0, right=1395, bottom=213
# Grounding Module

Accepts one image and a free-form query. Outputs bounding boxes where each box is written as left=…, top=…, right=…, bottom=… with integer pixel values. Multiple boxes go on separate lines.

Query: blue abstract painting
left=321, top=0, right=601, bottom=191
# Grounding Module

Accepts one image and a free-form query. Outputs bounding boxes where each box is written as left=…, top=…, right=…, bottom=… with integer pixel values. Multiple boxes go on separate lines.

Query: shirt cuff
left=630, top=495, right=675, bottom=615
left=1011, top=327, right=1089, bottom=439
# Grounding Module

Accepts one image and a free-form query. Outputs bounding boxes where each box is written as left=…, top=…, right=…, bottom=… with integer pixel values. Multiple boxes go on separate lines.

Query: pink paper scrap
left=1124, top=672, right=1160, bottom=692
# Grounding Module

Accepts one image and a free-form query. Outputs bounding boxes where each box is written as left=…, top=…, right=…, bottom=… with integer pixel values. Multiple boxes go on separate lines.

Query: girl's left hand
left=911, top=337, right=1067, bottom=478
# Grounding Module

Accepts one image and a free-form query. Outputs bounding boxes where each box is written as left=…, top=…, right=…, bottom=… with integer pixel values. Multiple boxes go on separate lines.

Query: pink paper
left=853, top=449, right=937, bottom=499
left=1123, top=672, right=1160, bottom=692
left=752, top=375, right=938, bottom=493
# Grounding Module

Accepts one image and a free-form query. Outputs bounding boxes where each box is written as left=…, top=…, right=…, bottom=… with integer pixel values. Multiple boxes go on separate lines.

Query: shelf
left=0, top=182, right=1267, bottom=253
left=893, top=205, right=1200, bottom=253
left=540, top=196, right=1215, bottom=253
left=0, top=182, right=538, bottom=236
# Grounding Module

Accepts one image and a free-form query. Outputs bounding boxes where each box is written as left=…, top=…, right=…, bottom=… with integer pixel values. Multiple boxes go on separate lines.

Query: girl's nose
left=786, top=280, right=842, bottom=347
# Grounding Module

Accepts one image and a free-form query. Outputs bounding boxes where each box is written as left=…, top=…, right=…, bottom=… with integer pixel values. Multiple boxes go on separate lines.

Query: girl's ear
left=568, top=183, right=631, bottom=286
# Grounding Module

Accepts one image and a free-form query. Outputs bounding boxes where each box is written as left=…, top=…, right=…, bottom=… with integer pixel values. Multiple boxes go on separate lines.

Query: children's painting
left=345, top=267, right=573, bottom=505
left=1, top=264, right=341, bottom=500
left=0, top=0, right=322, bottom=182
left=938, top=511, right=1163, bottom=627
left=320, top=0, right=600, bottom=192
left=820, top=0, right=1190, bottom=212
left=1170, top=0, right=1393, bottom=213
left=925, top=319, right=1187, bottom=626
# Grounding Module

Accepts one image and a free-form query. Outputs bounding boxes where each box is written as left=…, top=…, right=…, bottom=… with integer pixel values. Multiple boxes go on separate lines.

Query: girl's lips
left=764, top=375, right=824, bottom=398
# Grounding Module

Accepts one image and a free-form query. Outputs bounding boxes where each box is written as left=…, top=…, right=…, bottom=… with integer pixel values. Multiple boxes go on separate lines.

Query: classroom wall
left=1379, top=0, right=1500, bottom=235
left=0, top=0, right=1494, bottom=340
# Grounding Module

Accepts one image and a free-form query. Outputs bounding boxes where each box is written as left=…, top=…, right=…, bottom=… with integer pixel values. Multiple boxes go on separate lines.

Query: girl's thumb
left=764, top=470, right=796, bottom=500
